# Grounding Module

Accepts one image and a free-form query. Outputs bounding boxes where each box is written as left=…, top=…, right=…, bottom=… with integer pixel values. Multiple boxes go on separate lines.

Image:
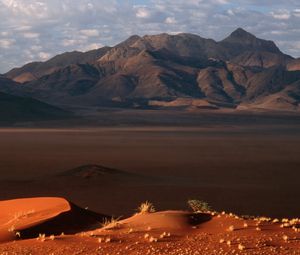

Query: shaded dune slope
left=0, top=197, right=107, bottom=242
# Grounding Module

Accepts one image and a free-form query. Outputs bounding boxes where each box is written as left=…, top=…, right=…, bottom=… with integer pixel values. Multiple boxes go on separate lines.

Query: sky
left=1, top=0, right=300, bottom=73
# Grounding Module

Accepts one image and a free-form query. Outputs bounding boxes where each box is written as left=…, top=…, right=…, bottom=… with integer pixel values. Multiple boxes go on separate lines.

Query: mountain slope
left=245, top=67, right=300, bottom=100
left=231, top=51, right=291, bottom=68
left=287, top=58, right=300, bottom=71
left=0, top=77, right=71, bottom=123
left=5, top=47, right=111, bottom=83
left=240, top=80, right=300, bottom=111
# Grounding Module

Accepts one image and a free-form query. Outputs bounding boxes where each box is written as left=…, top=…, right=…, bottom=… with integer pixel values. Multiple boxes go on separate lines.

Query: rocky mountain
left=287, top=58, right=300, bottom=71
left=5, top=47, right=111, bottom=83
left=1, top=28, right=300, bottom=111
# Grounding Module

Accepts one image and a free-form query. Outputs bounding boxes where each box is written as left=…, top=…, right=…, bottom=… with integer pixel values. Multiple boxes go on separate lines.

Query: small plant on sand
left=101, top=217, right=121, bottom=229
left=137, top=201, right=155, bottom=214
left=187, top=199, right=211, bottom=213
left=37, top=233, right=46, bottom=242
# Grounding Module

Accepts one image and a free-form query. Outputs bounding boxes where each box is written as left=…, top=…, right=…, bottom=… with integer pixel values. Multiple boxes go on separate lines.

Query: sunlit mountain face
left=1, top=28, right=300, bottom=113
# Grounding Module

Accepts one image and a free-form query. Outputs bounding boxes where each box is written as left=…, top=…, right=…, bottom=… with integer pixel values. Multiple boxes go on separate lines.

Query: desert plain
left=0, top=111, right=299, bottom=254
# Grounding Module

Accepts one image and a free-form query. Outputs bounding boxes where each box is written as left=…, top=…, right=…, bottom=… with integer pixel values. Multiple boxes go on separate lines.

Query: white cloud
left=38, top=51, right=50, bottom=60
left=0, top=38, right=15, bottom=48
left=62, top=39, right=78, bottom=47
left=30, top=45, right=42, bottom=51
left=0, top=31, right=9, bottom=36
left=80, top=29, right=99, bottom=37
left=22, top=32, right=39, bottom=39
left=165, top=17, right=177, bottom=24
left=135, top=7, right=151, bottom=18
left=14, top=25, right=32, bottom=31
left=293, top=9, right=300, bottom=17
left=271, top=10, right=291, bottom=20
left=82, top=43, right=104, bottom=51
left=2, top=0, right=49, bottom=18
left=1, top=0, right=300, bottom=73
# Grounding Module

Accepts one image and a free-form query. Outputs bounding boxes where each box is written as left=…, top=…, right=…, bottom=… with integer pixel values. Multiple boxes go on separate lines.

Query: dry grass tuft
left=137, top=201, right=155, bottom=214
left=101, top=217, right=121, bottom=229
left=37, top=233, right=46, bottom=242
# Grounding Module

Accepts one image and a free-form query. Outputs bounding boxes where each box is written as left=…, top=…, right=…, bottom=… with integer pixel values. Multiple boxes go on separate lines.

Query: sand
left=0, top=197, right=106, bottom=243
left=0, top=197, right=299, bottom=254
left=0, top=197, right=70, bottom=242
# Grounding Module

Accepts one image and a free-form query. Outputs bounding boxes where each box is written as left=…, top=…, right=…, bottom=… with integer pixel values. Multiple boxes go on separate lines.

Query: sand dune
left=0, top=198, right=299, bottom=254
left=110, top=210, right=212, bottom=232
left=0, top=197, right=106, bottom=243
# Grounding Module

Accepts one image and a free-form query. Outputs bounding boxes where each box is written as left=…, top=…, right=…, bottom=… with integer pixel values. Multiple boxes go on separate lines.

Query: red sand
left=0, top=197, right=105, bottom=243
left=0, top=197, right=70, bottom=242
left=0, top=197, right=299, bottom=254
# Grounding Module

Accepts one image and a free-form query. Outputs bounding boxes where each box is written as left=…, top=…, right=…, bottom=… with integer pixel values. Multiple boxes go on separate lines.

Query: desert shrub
left=101, top=217, right=121, bottom=229
left=138, top=201, right=155, bottom=214
left=187, top=199, right=211, bottom=213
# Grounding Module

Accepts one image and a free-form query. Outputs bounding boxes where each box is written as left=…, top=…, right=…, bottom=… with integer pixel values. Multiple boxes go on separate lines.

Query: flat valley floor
left=0, top=114, right=300, bottom=218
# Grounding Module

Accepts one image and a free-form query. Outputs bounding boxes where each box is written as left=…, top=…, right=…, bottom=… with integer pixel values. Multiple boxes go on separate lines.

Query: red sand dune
left=0, top=197, right=106, bottom=243
left=0, top=197, right=300, bottom=254
left=114, top=210, right=212, bottom=231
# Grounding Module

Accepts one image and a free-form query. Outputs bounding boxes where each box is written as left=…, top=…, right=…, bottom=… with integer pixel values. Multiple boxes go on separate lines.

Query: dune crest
left=0, top=197, right=105, bottom=243
left=113, top=211, right=212, bottom=231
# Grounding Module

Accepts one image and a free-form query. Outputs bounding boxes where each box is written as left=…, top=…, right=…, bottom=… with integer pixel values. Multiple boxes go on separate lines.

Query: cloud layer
left=1, top=0, right=300, bottom=73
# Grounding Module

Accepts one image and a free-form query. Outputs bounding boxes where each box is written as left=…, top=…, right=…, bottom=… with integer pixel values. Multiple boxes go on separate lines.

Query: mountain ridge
left=1, top=28, right=300, bottom=112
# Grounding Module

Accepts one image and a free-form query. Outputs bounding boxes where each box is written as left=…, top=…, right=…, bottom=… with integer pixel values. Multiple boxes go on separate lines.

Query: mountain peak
left=116, top=35, right=141, bottom=48
left=227, top=28, right=256, bottom=40
left=220, top=28, right=281, bottom=55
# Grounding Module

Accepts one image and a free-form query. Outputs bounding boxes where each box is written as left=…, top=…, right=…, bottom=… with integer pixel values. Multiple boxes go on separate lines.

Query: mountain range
left=1, top=27, right=300, bottom=119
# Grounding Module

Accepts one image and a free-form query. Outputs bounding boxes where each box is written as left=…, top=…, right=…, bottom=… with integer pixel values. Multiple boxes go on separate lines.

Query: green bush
left=187, top=199, right=211, bottom=213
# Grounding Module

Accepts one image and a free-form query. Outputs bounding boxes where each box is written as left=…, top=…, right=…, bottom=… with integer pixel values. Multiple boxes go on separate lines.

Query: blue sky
left=0, top=0, right=300, bottom=73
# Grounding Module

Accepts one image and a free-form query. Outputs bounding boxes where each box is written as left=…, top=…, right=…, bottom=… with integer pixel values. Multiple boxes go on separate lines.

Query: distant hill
left=1, top=28, right=300, bottom=112
left=0, top=77, right=71, bottom=122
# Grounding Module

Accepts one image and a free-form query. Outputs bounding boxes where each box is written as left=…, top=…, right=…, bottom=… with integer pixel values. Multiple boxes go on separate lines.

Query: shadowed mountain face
left=0, top=92, right=71, bottom=122
left=0, top=77, right=71, bottom=122
left=1, top=28, right=300, bottom=111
